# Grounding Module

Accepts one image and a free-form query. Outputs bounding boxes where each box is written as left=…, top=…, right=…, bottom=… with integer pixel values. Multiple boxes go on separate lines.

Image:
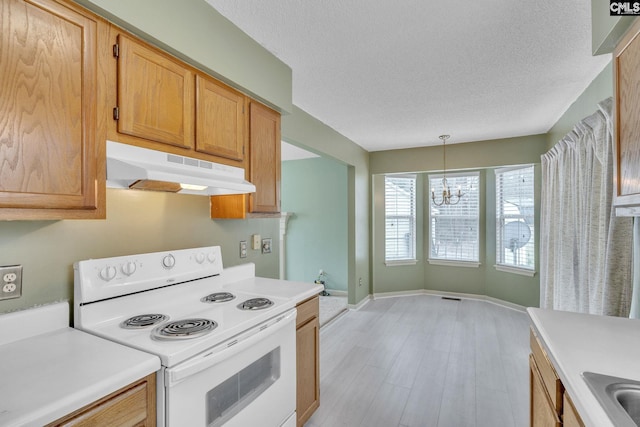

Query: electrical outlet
left=0, top=265, right=22, bottom=300
left=359, top=277, right=363, bottom=287
left=240, top=241, right=248, bottom=258
left=261, top=238, right=272, bottom=254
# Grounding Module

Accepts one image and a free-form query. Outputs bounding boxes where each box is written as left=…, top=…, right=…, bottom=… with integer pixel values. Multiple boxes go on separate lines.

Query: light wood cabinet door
left=614, top=18, right=640, bottom=213
left=296, top=296, right=320, bottom=427
left=249, top=102, right=281, bottom=213
left=530, top=355, right=561, bottom=427
left=0, top=0, right=104, bottom=219
left=47, top=373, right=156, bottom=427
left=195, top=75, right=245, bottom=161
left=116, top=33, right=194, bottom=149
left=563, top=392, right=585, bottom=427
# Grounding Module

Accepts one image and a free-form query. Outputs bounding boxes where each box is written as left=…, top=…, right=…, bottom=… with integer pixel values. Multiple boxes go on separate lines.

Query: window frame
left=494, top=165, right=536, bottom=275
left=384, top=173, right=418, bottom=265
left=427, top=171, right=480, bottom=266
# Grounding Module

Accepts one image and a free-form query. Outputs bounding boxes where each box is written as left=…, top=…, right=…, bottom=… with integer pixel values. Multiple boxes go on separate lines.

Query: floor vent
left=441, top=296, right=461, bottom=301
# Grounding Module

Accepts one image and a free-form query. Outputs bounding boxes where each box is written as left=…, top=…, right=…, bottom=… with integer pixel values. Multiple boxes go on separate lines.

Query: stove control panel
left=74, top=246, right=224, bottom=304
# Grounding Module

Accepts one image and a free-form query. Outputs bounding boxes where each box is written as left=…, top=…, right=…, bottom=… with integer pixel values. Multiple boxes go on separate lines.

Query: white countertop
left=527, top=307, right=640, bottom=427
left=225, top=275, right=324, bottom=307
left=0, top=303, right=160, bottom=427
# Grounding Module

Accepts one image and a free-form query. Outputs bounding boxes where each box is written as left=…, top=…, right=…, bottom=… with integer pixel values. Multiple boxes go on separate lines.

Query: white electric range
left=74, top=246, right=321, bottom=427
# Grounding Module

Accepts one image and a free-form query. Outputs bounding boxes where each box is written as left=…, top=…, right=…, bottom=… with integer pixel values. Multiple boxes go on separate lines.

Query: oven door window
left=206, top=347, right=281, bottom=427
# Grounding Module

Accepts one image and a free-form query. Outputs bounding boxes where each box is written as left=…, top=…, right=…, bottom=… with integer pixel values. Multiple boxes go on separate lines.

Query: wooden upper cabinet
left=249, top=102, right=281, bottom=213
left=210, top=101, right=281, bottom=218
left=0, top=0, right=105, bottom=219
left=115, top=33, right=194, bottom=150
left=614, top=18, right=640, bottom=214
left=195, top=75, right=246, bottom=161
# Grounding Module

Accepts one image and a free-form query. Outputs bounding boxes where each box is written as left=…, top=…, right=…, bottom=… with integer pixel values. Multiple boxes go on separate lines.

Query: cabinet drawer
left=530, top=355, right=562, bottom=427
left=530, top=328, right=563, bottom=414
left=47, top=374, right=155, bottom=427
left=296, top=296, right=319, bottom=327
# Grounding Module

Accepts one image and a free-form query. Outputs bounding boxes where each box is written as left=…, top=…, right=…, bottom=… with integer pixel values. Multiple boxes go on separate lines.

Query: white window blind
left=429, top=172, right=480, bottom=263
left=495, top=166, right=535, bottom=270
left=385, top=174, right=417, bottom=262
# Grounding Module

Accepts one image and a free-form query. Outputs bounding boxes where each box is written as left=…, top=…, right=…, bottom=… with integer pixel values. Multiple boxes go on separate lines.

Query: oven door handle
left=166, top=308, right=296, bottom=385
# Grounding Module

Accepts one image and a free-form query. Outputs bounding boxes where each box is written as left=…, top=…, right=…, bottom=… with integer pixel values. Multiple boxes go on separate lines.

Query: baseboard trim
left=348, top=295, right=372, bottom=311
left=371, top=289, right=526, bottom=313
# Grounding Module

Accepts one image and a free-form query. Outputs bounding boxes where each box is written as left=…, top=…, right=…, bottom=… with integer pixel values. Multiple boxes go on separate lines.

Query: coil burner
left=237, top=298, right=274, bottom=311
left=152, top=318, right=217, bottom=340
left=201, top=292, right=236, bottom=303
left=120, top=314, right=169, bottom=329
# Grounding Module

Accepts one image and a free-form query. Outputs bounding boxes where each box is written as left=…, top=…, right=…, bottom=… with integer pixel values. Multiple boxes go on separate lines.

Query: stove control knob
left=207, top=252, right=217, bottom=263
left=99, top=266, right=117, bottom=281
left=195, top=253, right=206, bottom=264
left=162, top=254, right=176, bottom=269
left=121, top=261, right=137, bottom=276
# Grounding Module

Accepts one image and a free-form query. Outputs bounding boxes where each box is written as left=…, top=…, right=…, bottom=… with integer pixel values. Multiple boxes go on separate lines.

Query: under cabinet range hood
left=106, top=141, right=255, bottom=196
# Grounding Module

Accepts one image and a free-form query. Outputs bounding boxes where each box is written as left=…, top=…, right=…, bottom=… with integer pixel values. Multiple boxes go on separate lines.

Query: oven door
left=164, top=309, right=296, bottom=427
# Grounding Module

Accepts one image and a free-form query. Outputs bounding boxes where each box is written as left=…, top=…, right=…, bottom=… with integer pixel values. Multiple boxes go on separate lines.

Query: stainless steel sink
left=583, top=372, right=640, bottom=427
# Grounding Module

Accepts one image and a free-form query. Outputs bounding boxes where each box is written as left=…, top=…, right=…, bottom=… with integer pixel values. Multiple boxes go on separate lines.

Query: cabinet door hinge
left=113, top=44, right=119, bottom=58
left=242, top=146, right=245, bottom=155
left=113, top=107, right=119, bottom=121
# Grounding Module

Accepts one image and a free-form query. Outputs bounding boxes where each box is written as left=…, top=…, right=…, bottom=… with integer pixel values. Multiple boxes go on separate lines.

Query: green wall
left=547, top=62, right=613, bottom=150
left=281, top=157, right=348, bottom=291
left=4, top=0, right=619, bottom=314
left=0, top=190, right=279, bottom=314
left=1, top=1, right=372, bottom=315
left=371, top=135, right=547, bottom=307
left=281, top=106, right=370, bottom=306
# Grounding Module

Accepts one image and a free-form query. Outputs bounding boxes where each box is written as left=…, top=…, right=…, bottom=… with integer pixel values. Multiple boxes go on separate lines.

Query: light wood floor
left=305, top=295, right=530, bottom=427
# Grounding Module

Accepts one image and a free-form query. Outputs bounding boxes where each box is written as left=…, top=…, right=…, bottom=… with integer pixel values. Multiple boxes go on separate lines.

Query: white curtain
left=540, top=98, right=633, bottom=316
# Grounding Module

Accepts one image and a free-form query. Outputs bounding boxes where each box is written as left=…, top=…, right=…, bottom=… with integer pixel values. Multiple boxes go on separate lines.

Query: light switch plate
left=252, top=234, right=261, bottom=250
left=0, top=265, right=22, bottom=300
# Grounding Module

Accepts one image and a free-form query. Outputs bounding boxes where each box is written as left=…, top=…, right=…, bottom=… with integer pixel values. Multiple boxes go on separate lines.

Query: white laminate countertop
left=0, top=302, right=160, bottom=427
left=527, top=307, right=640, bottom=427
left=225, top=275, right=324, bottom=306
left=218, top=263, right=325, bottom=307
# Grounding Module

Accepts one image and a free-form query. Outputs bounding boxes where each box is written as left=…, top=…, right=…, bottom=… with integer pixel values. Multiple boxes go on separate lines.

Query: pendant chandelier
left=431, top=134, right=464, bottom=206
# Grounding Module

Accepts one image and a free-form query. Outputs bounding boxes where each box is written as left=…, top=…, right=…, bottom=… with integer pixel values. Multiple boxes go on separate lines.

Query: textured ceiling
left=205, top=0, right=611, bottom=151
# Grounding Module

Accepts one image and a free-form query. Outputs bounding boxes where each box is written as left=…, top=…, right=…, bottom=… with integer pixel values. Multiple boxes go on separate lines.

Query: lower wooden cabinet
left=563, top=393, right=585, bottom=427
left=296, top=296, right=320, bottom=427
left=46, top=373, right=156, bottom=427
left=530, top=354, right=561, bottom=427
left=529, top=328, right=585, bottom=427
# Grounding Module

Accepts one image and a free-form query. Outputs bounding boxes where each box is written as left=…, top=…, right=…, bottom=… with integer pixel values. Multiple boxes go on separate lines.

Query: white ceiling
left=205, top=0, right=611, bottom=151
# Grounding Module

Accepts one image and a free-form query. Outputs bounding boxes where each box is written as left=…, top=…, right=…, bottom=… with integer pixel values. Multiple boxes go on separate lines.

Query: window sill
left=494, top=264, right=536, bottom=277
left=385, top=259, right=418, bottom=267
left=427, top=259, right=481, bottom=268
